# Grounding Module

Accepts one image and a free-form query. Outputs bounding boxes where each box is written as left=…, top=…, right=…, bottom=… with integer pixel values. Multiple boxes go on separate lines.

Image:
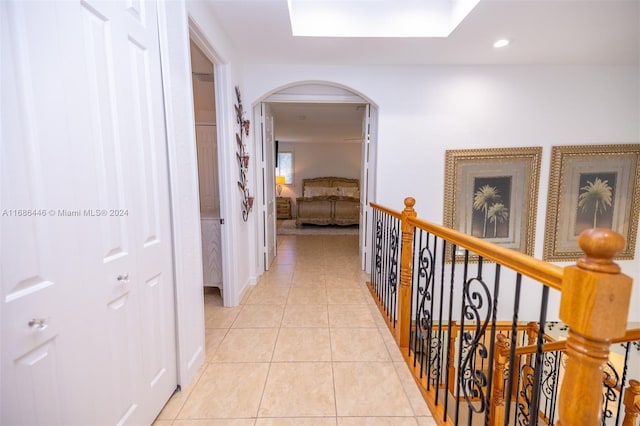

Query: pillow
left=304, top=187, right=323, bottom=197
left=324, top=187, right=340, bottom=196
left=337, top=187, right=360, bottom=198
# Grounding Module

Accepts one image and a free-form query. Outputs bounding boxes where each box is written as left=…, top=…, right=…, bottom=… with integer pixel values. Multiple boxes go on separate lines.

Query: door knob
left=28, top=318, right=48, bottom=331
left=116, top=273, right=129, bottom=283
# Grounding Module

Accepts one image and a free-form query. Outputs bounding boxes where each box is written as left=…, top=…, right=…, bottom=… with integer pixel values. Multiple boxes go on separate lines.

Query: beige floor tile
left=156, top=363, right=208, bottom=420
left=287, top=286, right=327, bottom=304
left=333, top=362, right=413, bottom=417
left=204, top=288, right=223, bottom=306
left=326, top=288, right=367, bottom=304
left=330, top=328, right=390, bottom=362
left=255, top=418, right=337, bottom=426
left=205, top=328, right=228, bottom=362
left=232, top=304, right=285, bottom=328
left=165, top=235, right=439, bottom=425
left=258, top=362, right=336, bottom=417
left=205, top=305, right=242, bottom=329
left=173, top=420, right=256, bottom=426
left=152, top=420, right=173, bottom=426
left=245, top=286, right=290, bottom=305
left=178, top=363, right=269, bottom=419
left=416, top=417, right=438, bottom=425
left=378, top=328, right=406, bottom=363
left=325, top=275, right=363, bottom=289
left=211, top=328, right=278, bottom=362
left=282, top=304, right=329, bottom=327
left=328, top=305, right=376, bottom=328
left=393, top=362, right=432, bottom=416
left=272, top=328, right=332, bottom=362
left=337, top=418, right=419, bottom=425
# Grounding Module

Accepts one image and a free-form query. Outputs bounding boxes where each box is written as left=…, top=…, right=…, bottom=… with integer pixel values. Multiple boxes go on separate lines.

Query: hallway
left=154, top=235, right=437, bottom=425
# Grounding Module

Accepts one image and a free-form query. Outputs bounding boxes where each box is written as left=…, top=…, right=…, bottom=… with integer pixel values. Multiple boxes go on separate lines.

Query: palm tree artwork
left=472, top=177, right=511, bottom=239
left=487, top=202, right=509, bottom=237
left=576, top=173, right=615, bottom=231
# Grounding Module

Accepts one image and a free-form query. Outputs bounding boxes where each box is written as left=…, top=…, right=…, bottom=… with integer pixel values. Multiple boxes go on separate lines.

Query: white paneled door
left=260, top=103, right=277, bottom=270
left=1, top=1, right=177, bottom=425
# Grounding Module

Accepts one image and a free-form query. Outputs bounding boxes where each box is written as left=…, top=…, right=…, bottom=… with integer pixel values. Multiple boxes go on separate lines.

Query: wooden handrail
left=406, top=216, right=564, bottom=291
left=515, top=328, right=640, bottom=356
left=369, top=201, right=403, bottom=220
left=368, top=199, right=634, bottom=426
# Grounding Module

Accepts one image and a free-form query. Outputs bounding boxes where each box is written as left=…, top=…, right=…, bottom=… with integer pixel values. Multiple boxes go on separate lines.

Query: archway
left=251, top=82, right=379, bottom=275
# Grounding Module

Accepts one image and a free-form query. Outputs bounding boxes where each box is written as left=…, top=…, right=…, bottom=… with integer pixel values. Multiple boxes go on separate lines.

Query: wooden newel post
left=396, top=197, right=417, bottom=348
left=489, top=333, right=508, bottom=426
left=557, top=229, right=633, bottom=426
left=622, top=379, right=640, bottom=426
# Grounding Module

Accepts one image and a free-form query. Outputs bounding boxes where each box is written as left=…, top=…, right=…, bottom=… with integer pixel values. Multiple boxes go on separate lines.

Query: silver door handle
left=28, top=318, right=48, bottom=331
left=116, top=273, right=129, bottom=283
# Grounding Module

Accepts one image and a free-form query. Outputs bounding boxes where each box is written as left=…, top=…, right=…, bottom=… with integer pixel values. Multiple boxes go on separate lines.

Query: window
left=276, top=151, right=293, bottom=184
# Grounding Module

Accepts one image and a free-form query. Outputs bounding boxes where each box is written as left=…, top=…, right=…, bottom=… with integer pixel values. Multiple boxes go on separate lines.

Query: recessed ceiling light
left=493, top=39, right=510, bottom=48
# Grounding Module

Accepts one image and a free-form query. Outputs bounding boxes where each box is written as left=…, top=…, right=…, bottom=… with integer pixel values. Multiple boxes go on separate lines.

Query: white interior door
left=260, top=103, right=277, bottom=270
left=360, top=104, right=371, bottom=271
left=1, top=1, right=176, bottom=424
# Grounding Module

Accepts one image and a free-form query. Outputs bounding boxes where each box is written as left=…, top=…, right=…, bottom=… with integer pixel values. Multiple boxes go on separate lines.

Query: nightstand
left=276, top=197, right=292, bottom=219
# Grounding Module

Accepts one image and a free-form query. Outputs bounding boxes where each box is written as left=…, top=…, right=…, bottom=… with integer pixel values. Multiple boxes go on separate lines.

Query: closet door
left=1, top=1, right=177, bottom=424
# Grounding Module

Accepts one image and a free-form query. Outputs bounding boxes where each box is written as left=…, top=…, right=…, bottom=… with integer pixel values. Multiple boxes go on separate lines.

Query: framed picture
left=543, top=144, right=640, bottom=261
left=443, top=147, right=542, bottom=259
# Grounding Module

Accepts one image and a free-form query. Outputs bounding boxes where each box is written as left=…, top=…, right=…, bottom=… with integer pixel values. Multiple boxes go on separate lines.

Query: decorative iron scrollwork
left=375, top=218, right=383, bottom=274
left=517, top=364, right=534, bottom=425
left=601, top=361, right=620, bottom=422
left=388, top=225, right=399, bottom=292
left=459, top=275, right=492, bottom=413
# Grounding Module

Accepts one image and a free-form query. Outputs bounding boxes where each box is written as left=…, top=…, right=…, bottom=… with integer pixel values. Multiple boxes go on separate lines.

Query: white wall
left=278, top=141, right=361, bottom=216
left=242, top=64, right=640, bottom=320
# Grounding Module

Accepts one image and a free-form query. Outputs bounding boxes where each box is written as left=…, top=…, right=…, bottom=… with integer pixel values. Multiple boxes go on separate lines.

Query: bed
left=295, top=177, right=360, bottom=226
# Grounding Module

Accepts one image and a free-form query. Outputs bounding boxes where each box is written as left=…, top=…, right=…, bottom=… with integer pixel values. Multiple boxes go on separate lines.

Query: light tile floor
left=154, top=235, right=437, bottom=426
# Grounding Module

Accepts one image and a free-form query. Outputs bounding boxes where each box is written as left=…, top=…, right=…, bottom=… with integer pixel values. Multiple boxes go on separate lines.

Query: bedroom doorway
left=254, top=83, right=378, bottom=274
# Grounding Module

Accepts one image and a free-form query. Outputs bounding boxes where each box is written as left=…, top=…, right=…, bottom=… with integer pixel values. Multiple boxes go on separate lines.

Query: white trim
left=156, top=0, right=205, bottom=388
left=266, top=93, right=364, bottom=103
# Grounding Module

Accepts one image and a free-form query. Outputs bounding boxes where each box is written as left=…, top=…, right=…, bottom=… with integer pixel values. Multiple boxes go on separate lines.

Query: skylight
left=287, top=0, right=481, bottom=38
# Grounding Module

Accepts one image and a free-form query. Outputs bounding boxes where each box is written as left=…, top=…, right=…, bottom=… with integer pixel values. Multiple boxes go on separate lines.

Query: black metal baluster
left=484, top=264, right=502, bottom=426
left=529, top=285, right=550, bottom=426
left=412, top=229, right=422, bottom=361
left=615, top=342, right=631, bottom=425
left=505, top=273, right=523, bottom=426
left=434, top=238, right=447, bottom=406
left=382, top=213, right=389, bottom=317
left=455, top=249, right=471, bottom=426
left=443, top=243, right=457, bottom=424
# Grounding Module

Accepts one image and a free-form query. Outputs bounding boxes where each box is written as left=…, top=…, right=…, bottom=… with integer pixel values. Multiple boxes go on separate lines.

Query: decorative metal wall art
left=234, top=86, right=253, bottom=221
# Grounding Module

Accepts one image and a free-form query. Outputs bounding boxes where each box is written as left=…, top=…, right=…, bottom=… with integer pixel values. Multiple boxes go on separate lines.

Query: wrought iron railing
left=370, top=205, right=402, bottom=330
left=367, top=198, right=636, bottom=426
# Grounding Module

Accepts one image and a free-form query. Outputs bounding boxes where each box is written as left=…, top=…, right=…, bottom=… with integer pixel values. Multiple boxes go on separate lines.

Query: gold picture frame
left=543, top=144, right=640, bottom=261
left=443, top=147, right=542, bottom=260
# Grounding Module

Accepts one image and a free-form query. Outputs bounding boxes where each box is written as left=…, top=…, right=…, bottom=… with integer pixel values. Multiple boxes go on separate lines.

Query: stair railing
left=368, top=198, right=633, bottom=426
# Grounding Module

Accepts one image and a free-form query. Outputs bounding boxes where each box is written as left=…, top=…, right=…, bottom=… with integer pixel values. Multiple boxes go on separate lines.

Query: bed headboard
left=302, top=177, right=360, bottom=198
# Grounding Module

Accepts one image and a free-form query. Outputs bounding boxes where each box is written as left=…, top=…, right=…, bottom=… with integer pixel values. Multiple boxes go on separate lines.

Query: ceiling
left=200, top=0, right=639, bottom=66
left=196, top=0, right=639, bottom=144
left=269, top=103, right=366, bottom=144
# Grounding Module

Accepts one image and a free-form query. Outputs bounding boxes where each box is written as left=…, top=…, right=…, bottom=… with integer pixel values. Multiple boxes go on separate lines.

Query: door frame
left=254, top=82, right=379, bottom=274
left=188, top=20, right=234, bottom=306
left=156, top=2, right=238, bottom=388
